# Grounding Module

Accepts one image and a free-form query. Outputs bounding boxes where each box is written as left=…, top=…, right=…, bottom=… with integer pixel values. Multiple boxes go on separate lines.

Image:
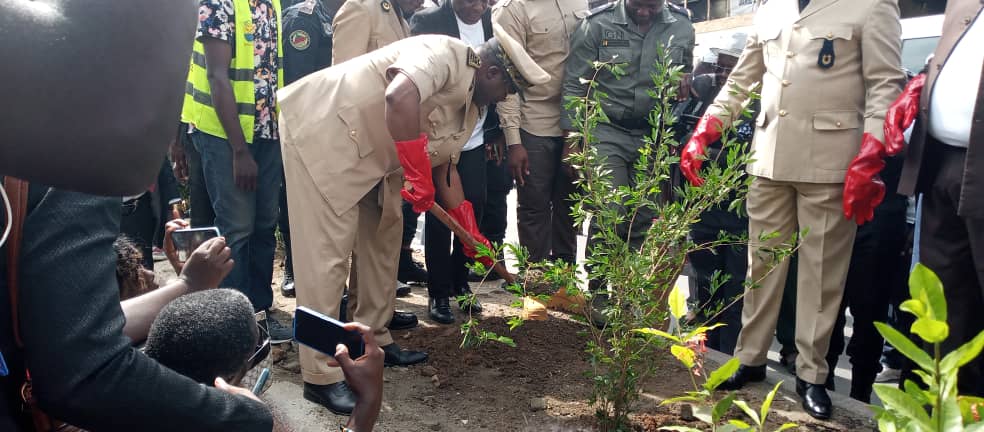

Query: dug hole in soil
left=222, top=255, right=869, bottom=431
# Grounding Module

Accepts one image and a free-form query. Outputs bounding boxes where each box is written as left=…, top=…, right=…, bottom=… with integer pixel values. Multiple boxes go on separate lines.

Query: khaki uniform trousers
left=283, top=141, right=402, bottom=385
left=735, top=177, right=856, bottom=384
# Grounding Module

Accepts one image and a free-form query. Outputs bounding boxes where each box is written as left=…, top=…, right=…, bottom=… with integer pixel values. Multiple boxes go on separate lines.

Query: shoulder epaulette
left=586, top=1, right=615, bottom=18
left=666, top=2, right=692, bottom=21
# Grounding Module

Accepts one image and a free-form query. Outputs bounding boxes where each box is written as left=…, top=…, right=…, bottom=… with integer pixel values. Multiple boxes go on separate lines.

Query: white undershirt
left=928, top=13, right=983, bottom=149
left=457, top=15, right=488, bottom=152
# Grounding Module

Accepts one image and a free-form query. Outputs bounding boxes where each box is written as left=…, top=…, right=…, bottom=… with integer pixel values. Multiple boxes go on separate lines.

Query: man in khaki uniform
left=331, top=0, right=420, bottom=63
left=492, top=0, right=588, bottom=265
left=679, top=0, right=904, bottom=419
left=279, top=33, right=548, bottom=414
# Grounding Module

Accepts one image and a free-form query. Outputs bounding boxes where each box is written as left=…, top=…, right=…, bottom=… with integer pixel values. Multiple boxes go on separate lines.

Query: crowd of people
left=0, top=0, right=981, bottom=429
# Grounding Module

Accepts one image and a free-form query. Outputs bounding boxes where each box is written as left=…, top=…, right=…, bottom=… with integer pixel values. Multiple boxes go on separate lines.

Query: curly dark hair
left=143, top=289, right=258, bottom=385
left=114, top=235, right=148, bottom=300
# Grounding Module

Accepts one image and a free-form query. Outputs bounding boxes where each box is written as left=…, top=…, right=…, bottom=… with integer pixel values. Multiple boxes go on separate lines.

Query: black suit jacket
left=410, top=1, right=502, bottom=143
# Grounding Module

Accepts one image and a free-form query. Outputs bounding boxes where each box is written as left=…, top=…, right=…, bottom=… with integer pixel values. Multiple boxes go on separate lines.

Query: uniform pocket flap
left=807, top=26, right=853, bottom=41
left=757, top=25, right=782, bottom=43
left=338, top=105, right=374, bottom=158
left=812, top=110, right=861, bottom=130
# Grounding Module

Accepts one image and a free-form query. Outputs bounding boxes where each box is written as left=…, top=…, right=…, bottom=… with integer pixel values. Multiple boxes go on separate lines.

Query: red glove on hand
left=843, top=133, right=888, bottom=225
left=884, top=73, right=925, bottom=156
left=680, top=114, right=724, bottom=186
left=447, top=200, right=494, bottom=268
left=396, top=134, right=435, bottom=213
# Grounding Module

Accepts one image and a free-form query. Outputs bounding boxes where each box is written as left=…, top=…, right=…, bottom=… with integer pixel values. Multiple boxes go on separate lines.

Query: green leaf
left=761, top=381, right=783, bottom=423
left=873, top=385, right=933, bottom=430
left=704, top=358, right=741, bottom=392
left=903, top=380, right=930, bottom=406
left=658, top=427, right=702, bottom=432
left=712, top=392, right=737, bottom=423
left=633, top=328, right=682, bottom=343
left=912, top=317, right=950, bottom=344
left=910, top=263, right=947, bottom=321
left=899, top=299, right=928, bottom=320
left=875, top=322, right=934, bottom=371
left=940, top=396, right=963, bottom=432
left=727, top=419, right=752, bottom=429
left=941, top=330, right=984, bottom=374
left=669, top=283, right=687, bottom=320
left=684, top=323, right=727, bottom=341
left=774, top=423, right=798, bottom=431
left=733, top=400, right=761, bottom=425
left=671, top=344, right=696, bottom=369
left=659, top=395, right=704, bottom=406
left=958, top=396, right=984, bottom=424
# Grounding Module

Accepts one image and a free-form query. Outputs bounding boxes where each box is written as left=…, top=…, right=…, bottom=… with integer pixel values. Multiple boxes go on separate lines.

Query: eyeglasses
left=231, top=312, right=273, bottom=385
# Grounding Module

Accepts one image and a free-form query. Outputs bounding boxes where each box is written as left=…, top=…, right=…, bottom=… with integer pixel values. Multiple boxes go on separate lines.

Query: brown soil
left=196, top=253, right=867, bottom=431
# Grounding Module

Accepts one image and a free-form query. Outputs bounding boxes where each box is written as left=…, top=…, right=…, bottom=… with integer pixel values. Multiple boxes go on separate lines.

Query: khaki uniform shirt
left=331, top=0, right=411, bottom=64
left=492, top=0, right=589, bottom=144
left=562, top=2, right=694, bottom=146
left=279, top=35, right=480, bottom=216
left=707, top=0, right=904, bottom=183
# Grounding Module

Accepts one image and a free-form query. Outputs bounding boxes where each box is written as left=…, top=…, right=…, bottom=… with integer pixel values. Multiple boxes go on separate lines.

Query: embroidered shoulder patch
left=290, top=30, right=311, bottom=50
left=467, top=47, right=482, bottom=69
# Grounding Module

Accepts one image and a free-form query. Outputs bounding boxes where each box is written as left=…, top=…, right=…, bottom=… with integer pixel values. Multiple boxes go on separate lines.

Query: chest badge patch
left=290, top=30, right=311, bottom=50
left=467, top=47, right=482, bottom=69
left=381, top=0, right=392, bottom=12
left=817, top=38, right=835, bottom=69
left=243, top=20, right=256, bottom=42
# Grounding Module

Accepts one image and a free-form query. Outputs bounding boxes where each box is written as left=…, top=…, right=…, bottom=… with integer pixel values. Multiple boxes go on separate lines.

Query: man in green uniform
left=561, top=0, right=694, bottom=326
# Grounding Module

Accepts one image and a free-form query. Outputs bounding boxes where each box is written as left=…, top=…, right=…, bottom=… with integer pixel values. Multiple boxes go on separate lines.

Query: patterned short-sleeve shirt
left=197, top=0, right=280, bottom=141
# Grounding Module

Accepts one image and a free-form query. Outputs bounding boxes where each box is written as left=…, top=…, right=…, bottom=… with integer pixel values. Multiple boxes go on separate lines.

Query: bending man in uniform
left=278, top=31, right=548, bottom=414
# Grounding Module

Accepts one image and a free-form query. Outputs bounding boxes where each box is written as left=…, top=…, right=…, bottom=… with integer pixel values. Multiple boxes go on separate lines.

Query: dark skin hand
left=327, top=322, right=385, bottom=432
left=1, top=0, right=197, bottom=196
left=170, top=130, right=189, bottom=183
left=201, top=38, right=258, bottom=191
left=508, top=145, right=531, bottom=186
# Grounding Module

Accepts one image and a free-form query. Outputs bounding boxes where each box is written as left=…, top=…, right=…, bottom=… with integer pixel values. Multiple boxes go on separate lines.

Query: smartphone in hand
left=294, top=306, right=365, bottom=358
left=171, top=227, right=220, bottom=261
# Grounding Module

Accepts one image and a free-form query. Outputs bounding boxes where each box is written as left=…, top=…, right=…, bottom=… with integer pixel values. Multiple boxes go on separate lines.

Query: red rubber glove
left=447, top=200, right=494, bottom=268
left=843, top=133, right=888, bottom=225
left=883, top=73, right=925, bottom=156
left=680, top=114, right=724, bottom=186
left=395, top=134, right=435, bottom=212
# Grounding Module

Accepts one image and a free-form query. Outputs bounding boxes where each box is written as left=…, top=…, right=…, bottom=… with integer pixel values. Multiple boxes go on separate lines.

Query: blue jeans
left=192, top=132, right=282, bottom=311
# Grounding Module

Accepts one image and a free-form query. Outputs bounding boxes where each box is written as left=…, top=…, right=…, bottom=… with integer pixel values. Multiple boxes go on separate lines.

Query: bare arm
left=432, top=163, right=466, bottom=209
left=0, top=0, right=197, bottom=196
left=385, top=72, right=423, bottom=141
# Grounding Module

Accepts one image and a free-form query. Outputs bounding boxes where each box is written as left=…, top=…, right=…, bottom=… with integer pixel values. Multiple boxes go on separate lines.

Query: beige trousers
left=282, top=140, right=402, bottom=385
left=735, top=177, right=856, bottom=384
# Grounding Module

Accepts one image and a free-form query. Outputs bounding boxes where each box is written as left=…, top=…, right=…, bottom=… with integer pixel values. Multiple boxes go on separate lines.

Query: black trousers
left=515, top=131, right=577, bottom=263
left=919, top=144, right=984, bottom=396
left=279, top=172, right=294, bottom=277
left=483, top=154, right=512, bottom=245
left=689, top=224, right=746, bottom=355
left=425, top=147, right=487, bottom=298
left=402, top=201, right=419, bottom=247
left=120, top=193, right=156, bottom=270
left=185, top=129, right=215, bottom=227
left=827, top=194, right=908, bottom=401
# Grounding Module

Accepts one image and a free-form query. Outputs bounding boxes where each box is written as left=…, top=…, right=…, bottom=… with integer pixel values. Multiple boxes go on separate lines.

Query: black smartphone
left=294, top=306, right=365, bottom=358
left=171, top=227, right=221, bottom=261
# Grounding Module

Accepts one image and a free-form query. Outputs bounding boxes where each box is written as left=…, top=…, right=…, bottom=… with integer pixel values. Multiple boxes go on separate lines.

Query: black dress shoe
left=429, top=297, right=455, bottom=324
left=281, top=273, right=296, bottom=298
left=717, top=364, right=767, bottom=391
left=796, top=377, right=832, bottom=419
left=303, top=382, right=356, bottom=415
left=382, top=343, right=428, bottom=367
left=388, top=310, right=418, bottom=330
left=398, top=249, right=428, bottom=284
left=455, top=284, right=483, bottom=313
left=396, top=281, right=412, bottom=297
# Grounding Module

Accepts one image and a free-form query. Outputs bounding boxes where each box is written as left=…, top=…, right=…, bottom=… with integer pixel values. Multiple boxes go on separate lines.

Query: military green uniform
left=561, top=0, right=694, bottom=250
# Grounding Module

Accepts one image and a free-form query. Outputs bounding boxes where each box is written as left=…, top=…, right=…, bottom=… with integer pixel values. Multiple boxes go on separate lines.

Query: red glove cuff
left=680, top=114, right=724, bottom=186
left=883, top=73, right=925, bottom=156
left=448, top=200, right=493, bottom=266
left=396, top=134, right=435, bottom=213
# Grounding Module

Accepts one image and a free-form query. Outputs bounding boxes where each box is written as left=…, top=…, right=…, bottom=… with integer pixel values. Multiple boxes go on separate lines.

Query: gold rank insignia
left=467, top=47, right=482, bottom=69
left=381, top=0, right=392, bottom=12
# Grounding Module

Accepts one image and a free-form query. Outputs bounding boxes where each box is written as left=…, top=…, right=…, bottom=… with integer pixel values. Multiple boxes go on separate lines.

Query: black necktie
left=799, top=0, right=810, bottom=12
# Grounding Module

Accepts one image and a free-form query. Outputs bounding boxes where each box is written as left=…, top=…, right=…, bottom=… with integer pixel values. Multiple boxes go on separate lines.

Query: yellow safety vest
left=181, top=0, right=284, bottom=144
